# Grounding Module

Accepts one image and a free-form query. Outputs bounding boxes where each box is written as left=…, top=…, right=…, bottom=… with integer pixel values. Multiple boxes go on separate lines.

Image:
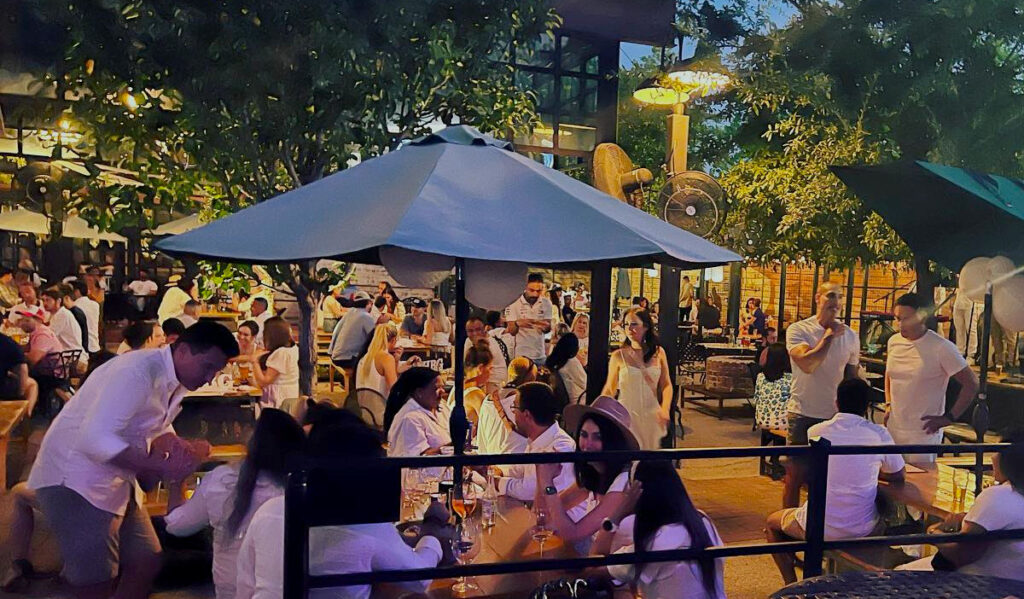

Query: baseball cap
left=16, top=306, right=46, bottom=321
left=410, top=297, right=427, bottom=308
left=351, top=290, right=372, bottom=303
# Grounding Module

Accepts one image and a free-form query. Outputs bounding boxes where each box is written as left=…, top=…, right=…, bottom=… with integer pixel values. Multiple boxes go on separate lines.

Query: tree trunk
left=914, top=253, right=938, bottom=330
left=289, top=262, right=321, bottom=397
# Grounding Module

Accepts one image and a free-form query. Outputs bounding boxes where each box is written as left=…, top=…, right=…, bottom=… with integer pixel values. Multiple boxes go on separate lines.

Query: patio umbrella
left=831, top=160, right=1024, bottom=272
left=0, top=207, right=127, bottom=242
left=155, top=125, right=741, bottom=462
left=147, top=213, right=203, bottom=236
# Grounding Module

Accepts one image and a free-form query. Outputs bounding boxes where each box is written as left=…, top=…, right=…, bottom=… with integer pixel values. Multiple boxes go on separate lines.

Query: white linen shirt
left=165, top=465, right=284, bottom=599
left=28, top=346, right=187, bottom=515
left=73, top=295, right=101, bottom=353
left=476, top=389, right=528, bottom=455
left=49, top=306, right=84, bottom=356
left=786, top=317, right=860, bottom=419
left=236, top=495, right=442, bottom=599
left=794, top=413, right=905, bottom=539
left=496, top=423, right=576, bottom=501
left=959, top=483, right=1024, bottom=581
left=504, top=295, right=553, bottom=362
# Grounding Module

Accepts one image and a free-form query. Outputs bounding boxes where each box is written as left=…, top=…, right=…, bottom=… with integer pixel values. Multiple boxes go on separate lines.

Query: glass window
left=560, top=36, right=600, bottom=75
left=515, top=34, right=556, bottom=69
left=514, top=115, right=555, bottom=149
left=515, top=71, right=556, bottom=113
left=560, top=77, right=599, bottom=117
left=557, top=123, right=597, bottom=152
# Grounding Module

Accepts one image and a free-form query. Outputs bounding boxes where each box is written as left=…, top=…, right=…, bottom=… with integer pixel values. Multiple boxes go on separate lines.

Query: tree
left=35, top=0, right=557, bottom=394
left=720, top=0, right=1024, bottom=293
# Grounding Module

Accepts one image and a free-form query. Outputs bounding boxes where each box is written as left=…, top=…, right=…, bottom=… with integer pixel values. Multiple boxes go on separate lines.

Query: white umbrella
left=0, top=207, right=49, bottom=235
left=63, top=214, right=128, bottom=243
left=148, top=213, right=202, bottom=236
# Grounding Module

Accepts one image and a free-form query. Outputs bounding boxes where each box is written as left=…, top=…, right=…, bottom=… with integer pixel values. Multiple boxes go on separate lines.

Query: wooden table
left=143, top=444, right=248, bottom=517
left=681, top=382, right=753, bottom=420
left=698, top=342, right=758, bottom=356
left=426, top=498, right=577, bottom=598
left=0, top=400, right=30, bottom=490
left=879, top=457, right=993, bottom=520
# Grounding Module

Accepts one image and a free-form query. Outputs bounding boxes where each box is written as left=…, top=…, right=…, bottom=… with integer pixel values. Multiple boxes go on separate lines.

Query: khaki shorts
left=778, top=507, right=807, bottom=539
left=35, top=485, right=161, bottom=586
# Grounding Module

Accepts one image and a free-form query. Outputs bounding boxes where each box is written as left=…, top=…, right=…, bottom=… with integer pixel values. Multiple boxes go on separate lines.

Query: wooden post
left=811, top=264, right=820, bottom=315
left=727, top=262, right=742, bottom=331
left=844, top=268, right=856, bottom=326
left=586, top=261, right=612, bottom=401
left=777, top=262, right=788, bottom=331
left=860, top=263, right=870, bottom=313
left=658, top=264, right=680, bottom=446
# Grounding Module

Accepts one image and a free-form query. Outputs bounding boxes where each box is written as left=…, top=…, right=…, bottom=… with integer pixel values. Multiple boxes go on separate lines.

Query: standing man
left=504, top=273, right=553, bottom=365
left=465, top=315, right=507, bottom=391
left=886, top=293, right=979, bottom=462
left=679, top=275, right=695, bottom=322
left=249, top=297, right=272, bottom=343
left=70, top=281, right=101, bottom=355
left=784, top=281, right=860, bottom=507
left=126, top=269, right=159, bottom=315
left=952, top=290, right=980, bottom=364
left=28, top=322, right=238, bottom=599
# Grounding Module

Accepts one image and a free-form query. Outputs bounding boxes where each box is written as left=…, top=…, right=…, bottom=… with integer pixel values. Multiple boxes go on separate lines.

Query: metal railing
left=283, top=441, right=1024, bottom=598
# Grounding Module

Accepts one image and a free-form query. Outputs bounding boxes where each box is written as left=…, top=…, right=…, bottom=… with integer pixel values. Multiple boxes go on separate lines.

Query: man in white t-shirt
left=767, top=379, right=905, bottom=584
left=126, top=270, right=159, bottom=297
left=885, top=293, right=978, bottom=461
left=504, top=273, right=553, bottom=364
left=784, top=281, right=860, bottom=507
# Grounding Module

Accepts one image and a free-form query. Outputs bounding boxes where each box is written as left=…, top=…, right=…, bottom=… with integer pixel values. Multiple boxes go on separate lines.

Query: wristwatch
left=544, top=485, right=558, bottom=496
left=601, top=518, right=618, bottom=533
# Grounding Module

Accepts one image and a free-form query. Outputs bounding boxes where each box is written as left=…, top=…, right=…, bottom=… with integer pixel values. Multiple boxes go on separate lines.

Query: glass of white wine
left=531, top=506, right=554, bottom=557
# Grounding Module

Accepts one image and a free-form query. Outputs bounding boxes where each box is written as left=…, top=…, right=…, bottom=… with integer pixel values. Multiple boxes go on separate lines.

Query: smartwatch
left=544, top=485, right=558, bottom=496
left=601, top=518, right=617, bottom=533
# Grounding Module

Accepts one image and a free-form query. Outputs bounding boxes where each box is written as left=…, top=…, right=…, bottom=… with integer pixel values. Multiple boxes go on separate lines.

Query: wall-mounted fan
left=657, top=170, right=724, bottom=238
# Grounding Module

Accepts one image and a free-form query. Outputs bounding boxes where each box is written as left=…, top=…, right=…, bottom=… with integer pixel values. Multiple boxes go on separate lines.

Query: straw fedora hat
left=563, top=396, right=640, bottom=451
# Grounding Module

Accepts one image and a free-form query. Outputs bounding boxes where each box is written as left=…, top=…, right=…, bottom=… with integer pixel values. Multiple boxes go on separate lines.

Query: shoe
left=1, top=559, right=33, bottom=593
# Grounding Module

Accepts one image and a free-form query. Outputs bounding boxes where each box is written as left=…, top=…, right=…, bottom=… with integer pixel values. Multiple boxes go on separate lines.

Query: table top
left=186, top=385, right=261, bottom=399
left=0, top=400, right=30, bottom=437
left=699, top=342, right=758, bottom=353
left=879, top=457, right=993, bottom=520
left=771, top=571, right=1024, bottom=598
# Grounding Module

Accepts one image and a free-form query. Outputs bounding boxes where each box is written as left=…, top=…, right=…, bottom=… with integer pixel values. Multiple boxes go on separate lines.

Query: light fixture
left=633, top=45, right=731, bottom=108
left=632, top=76, right=689, bottom=107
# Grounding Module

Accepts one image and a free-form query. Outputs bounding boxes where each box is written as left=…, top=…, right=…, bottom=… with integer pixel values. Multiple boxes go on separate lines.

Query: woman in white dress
left=356, top=322, right=421, bottom=399
left=248, top=316, right=299, bottom=410
left=570, top=313, right=590, bottom=366
left=602, top=307, right=672, bottom=450
left=423, top=299, right=453, bottom=346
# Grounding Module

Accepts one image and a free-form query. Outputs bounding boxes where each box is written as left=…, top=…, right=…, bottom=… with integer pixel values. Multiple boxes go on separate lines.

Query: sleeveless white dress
left=617, top=354, right=666, bottom=450
left=356, top=352, right=389, bottom=398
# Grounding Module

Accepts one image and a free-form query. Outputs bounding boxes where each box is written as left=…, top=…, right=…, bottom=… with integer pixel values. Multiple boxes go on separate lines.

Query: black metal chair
left=351, top=387, right=387, bottom=430
left=677, top=340, right=708, bottom=386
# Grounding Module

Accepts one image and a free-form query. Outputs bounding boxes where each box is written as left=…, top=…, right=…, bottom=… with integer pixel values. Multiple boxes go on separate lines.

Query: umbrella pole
left=451, top=258, right=469, bottom=492
left=973, top=284, right=992, bottom=461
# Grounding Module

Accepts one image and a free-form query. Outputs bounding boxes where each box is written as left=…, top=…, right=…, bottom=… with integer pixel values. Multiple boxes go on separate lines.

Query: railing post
left=803, top=438, right=831, bottom=578
left=284, top=470, right=310, bottom=599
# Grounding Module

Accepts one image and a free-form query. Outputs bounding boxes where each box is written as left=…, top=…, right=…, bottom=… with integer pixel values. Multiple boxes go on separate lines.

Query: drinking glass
left=451, top=482, right=478, bottom=522
left=531, top=506, right=554, bottom=557
left=451, top=519, right=481, bottom=596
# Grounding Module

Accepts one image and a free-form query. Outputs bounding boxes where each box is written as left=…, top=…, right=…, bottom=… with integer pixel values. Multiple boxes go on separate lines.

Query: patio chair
left=352, top=387, right=387, bottom=430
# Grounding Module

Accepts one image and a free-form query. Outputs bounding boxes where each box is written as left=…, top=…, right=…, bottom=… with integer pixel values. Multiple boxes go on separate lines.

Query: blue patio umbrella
left=155, top=125, right=741, bottom=466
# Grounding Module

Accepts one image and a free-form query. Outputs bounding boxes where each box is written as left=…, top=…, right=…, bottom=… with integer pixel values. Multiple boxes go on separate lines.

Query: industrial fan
left=657, top=170, right=724, bottom=238
left=592, top=143, right=653, bottom=209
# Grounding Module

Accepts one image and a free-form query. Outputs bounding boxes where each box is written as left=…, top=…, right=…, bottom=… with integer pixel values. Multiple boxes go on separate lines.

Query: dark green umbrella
left=831, top=160, right=1024, bottom=271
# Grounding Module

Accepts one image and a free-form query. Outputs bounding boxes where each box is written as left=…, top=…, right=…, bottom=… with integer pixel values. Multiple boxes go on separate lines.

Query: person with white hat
left=535, top=396, right=640, bottom=545
left=158, top=276, right=196, bottom=325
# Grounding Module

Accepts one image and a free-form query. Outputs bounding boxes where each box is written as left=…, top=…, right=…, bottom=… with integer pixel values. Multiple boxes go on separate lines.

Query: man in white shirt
left=39, top=286, right=85, bottom=368
left=158, top=277, right=195, bottom=324
left=28, top=321, right=239, bottom=597
left=8, top=282, right=48, bottom=327
left=466, top=315, right=507, bottom=391
left=126, top=269, right=159, bottom=297
left=679, top=275, right=695, bottom=321
left=237, top=418, right=451, bottom=599
left=329, top=292, right=386, bottom=368
left=766, top=378, right=905, bottom=584
left=784, top=281, right=861, bottom=507
left=177, top=299, right=201, bottom=328
left=504, top=273, right=553, bottom=364
left=250, top=297, right=272, bottom=345
left=885, top=293, right=978, bottom=461
left=492, top=383, right=575, bottom=501
left=70, top=280, right=101, bottom=354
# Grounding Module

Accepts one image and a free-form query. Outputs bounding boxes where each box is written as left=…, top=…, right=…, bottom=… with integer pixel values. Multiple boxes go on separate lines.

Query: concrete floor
left=1, top=392, right=787, bottom=598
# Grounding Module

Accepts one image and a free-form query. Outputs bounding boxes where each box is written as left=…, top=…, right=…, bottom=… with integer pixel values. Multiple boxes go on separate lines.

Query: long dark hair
left=761, top=342, right=791, bottom=382
left=545, top=333, right=579, bottom=372
left=622, top=307, right=659, bottom=364
left=632, top=460, right=718, bottom=597
left=380, top=282, right=401, bottom=313
left=383, top=366, right=440, bottom=434
left=574, top=414, right=631, bottom=495
left=226, top=408, right=305, bottom=535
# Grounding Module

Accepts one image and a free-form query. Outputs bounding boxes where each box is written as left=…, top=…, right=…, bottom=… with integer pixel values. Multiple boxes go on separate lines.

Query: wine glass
left=451, top=519, right=481, bottom=596
left=531, top=506, right=554, bottom=557
left=451, top=482, right=478, bottom=522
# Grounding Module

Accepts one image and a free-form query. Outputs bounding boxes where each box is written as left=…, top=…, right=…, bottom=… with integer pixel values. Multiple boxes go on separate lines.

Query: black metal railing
left=283, top=441, right=1024, bottom=598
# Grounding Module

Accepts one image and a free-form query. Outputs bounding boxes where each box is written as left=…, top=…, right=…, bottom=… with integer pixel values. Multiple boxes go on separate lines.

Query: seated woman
left=356, top=323, right=421, bottom=400
left=247, top=317, right=299, bottom=409
left=546, top=332, right=587, bottom=406
left=897, top=428, right=1024, bottom=581
left=423, top=299, right=453, bottom=346
left=165, top=409, right=305, bottom=599
left=754, top=343, right=792, bottom=432
left=536, top=396, right=639, bottom=549
left=116, top=320, right=166, bottom=354
left=379, top=282, right=406, bottom=325
left=231, top=320, right=259, bottom=362
left=384, top=367, right=449, bottom=480
left=592, top=460, right=726, bottom=599
left=476, top=357, right=535, bottom=455
left=447, top=338, right=492, bottom=427
left=570, top=313, right=590, bottom=366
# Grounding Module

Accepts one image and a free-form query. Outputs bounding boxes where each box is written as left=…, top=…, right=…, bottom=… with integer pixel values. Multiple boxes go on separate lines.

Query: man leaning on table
left=784, top=280, right=861, bottom=507
left=885, top=292, right=979, bottom=462
left=27, top=321, right=239, bottom=599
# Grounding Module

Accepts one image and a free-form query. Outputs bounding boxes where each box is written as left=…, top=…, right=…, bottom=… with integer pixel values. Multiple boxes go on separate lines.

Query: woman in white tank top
left=357, top=323, right=422, bottom=399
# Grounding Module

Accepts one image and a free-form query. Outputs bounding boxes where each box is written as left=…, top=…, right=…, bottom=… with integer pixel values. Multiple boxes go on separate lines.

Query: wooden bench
left=824, top=545, right=915, bottom=574
left=0, top=400, right=30, bottom=490
left=943, top=423, right=1001, bottom=444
